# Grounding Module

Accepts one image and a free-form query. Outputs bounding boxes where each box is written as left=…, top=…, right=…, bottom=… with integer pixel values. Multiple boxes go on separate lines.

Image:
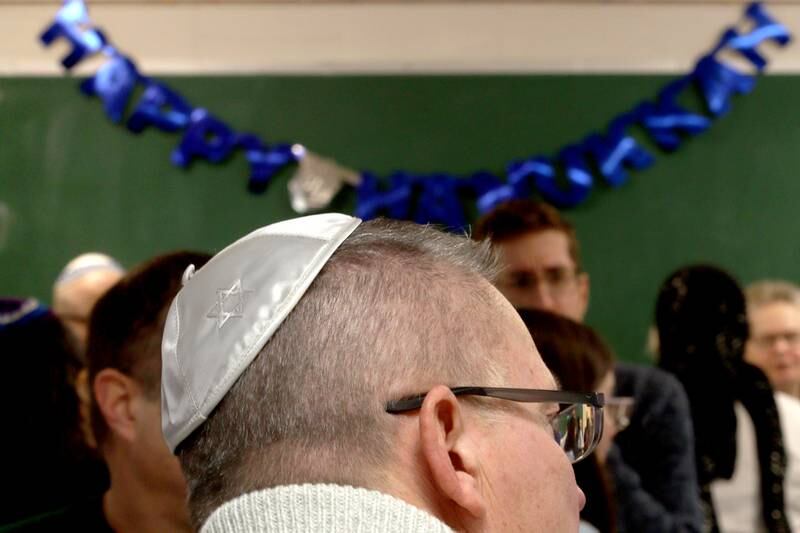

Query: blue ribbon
left=473, top=160, right=537, bottom=214
left=464, top=171, right=502, bottom=198
left=40, top=0, right=107, bottom=69
left=354, top=173, right=382, bottom=220
left=127, top=81, right=193, bottom=133
left=630, top=78, right=711, bottom=151
left=636, top=102, right=710, bottom=152
left=689, top=3, right=788, bottom=116
left=415, top=174, right=467, bottom=230
left=39, top=1, right=791, bottom=217
left=724, top=3, right=791, bottom=71
left=171, top=109, right=237, bottom=168
left=356, top=172, right=418, bottom=221
left=235, top=135, right=296, bottom=193
left=464, top=171, right=507, bottom=214
left=693, top=55, right=755, bottom=117
left=532, top=149, right=594, bottom=208
left=582, top=120, right=654, bottom=187
left=79, top=54, right=139, bottom=123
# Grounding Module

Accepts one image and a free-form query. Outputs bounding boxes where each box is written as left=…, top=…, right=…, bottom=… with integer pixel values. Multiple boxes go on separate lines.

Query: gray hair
left=745, top=279, right=800, bottom=310
left=178, top=219, right=505, bottom=528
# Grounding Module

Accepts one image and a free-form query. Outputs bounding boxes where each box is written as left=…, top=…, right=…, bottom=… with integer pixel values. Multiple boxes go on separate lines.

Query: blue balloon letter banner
left=41, top=2, right=790, bottom=228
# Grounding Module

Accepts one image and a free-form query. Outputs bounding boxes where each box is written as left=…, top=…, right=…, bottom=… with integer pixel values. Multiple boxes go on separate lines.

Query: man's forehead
left=752, top=301, right=800, bottom=328
left=491, top=306, right=558, bottom=389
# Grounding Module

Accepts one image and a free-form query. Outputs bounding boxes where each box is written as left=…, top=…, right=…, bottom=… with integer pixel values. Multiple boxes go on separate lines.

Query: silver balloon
left=288, top=145, right=361, bottom=213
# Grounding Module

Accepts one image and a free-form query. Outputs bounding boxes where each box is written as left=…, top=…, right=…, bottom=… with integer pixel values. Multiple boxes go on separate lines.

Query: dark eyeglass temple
left=386, top=387, right=604, bottom=413
left=386, top=395, right=426, bottom=413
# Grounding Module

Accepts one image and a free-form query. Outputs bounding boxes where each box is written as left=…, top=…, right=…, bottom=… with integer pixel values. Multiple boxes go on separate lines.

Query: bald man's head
left=53, top=253, right=124, bottom=351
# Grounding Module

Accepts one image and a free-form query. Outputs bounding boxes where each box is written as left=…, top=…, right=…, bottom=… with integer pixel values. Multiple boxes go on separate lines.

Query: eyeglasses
left=386, top=386, right=604, bottom=464
left=750, top=331, right=800, bottom=350
left=605, top=396, right=634, bottom=432
left=500, top=267, right=582, bottom=298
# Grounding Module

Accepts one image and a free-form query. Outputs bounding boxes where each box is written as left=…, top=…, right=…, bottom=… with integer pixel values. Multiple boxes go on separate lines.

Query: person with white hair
left=739, top=280, right=800, bottom=532
left=52, top=252, right=125, bottom=449
left=163, top=213, right=603, bottom=532
left=745, top=280, right=800, bottom=400
left=473, top=200, right=702, bottom=533
left=53, top=252, right=125, bottom=351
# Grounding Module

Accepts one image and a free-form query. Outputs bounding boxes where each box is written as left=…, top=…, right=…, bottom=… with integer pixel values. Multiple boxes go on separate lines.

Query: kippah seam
left=198, top=220, right=360, bottom=420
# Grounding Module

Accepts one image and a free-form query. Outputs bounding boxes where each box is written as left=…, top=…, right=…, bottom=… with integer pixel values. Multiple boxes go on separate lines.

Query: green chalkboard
left=2, top=75, right=799, bottom=363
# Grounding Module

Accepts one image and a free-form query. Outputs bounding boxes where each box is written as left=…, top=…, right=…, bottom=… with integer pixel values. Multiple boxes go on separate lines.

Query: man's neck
left=103, top=456, right=191, bottom=533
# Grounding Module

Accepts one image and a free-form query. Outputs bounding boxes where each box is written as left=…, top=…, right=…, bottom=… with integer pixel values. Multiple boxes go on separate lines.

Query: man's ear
left=93, top=368, right=139, bottom=443
left=418, top=385, right=486, bottom=519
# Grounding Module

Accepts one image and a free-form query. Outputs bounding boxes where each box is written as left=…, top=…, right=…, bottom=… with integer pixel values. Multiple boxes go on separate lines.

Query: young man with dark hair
left=6, top=252, right=210, bottom=533
left=86, top=250, right=211, bottom=533
left=5, top=251, right=210, bottom=532
left=475, top=199, right=703, bottom=533
left=473, top=199, right=589, bottom=321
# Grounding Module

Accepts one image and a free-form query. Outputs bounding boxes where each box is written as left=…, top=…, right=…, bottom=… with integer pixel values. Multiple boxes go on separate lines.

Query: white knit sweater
left=201, top=484, right=455, bottom=533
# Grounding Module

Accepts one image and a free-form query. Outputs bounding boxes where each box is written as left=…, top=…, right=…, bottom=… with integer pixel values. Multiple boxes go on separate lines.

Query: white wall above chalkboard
left=3, top=2, right=800, bottom=75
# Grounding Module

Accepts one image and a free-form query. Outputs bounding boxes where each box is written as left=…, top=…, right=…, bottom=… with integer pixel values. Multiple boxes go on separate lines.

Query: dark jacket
left=612, top=363, right=704, bottom=533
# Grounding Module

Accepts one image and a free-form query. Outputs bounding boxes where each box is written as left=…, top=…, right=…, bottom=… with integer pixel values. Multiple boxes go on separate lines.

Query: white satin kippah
left=161, top=213, right=361, bottom=452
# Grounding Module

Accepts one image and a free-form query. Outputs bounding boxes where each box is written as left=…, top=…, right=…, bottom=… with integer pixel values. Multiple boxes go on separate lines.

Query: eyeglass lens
left=752, top=331, right=800, bottom=349
left=606, top=397, right=635, bottom=432
left=551, top=403, right=603, bottom=463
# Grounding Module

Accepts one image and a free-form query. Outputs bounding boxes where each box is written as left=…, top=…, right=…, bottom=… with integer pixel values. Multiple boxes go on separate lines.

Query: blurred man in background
left=475, top=200, right=703, bottom=533
left=84, top=251, right=209, bottom=532
left=53, top=252, right=125, bottom=448
left=745, top=280, right=800, bottom=400
left=53, top=252, right=124, bottom=351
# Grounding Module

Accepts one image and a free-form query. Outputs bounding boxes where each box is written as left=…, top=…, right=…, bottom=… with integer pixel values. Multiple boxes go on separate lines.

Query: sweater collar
left=202, top=483, right=455, bottom=533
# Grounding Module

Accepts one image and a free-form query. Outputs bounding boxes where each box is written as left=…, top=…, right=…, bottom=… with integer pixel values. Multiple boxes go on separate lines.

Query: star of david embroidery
left=207, top=279, right=253, bottom=329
